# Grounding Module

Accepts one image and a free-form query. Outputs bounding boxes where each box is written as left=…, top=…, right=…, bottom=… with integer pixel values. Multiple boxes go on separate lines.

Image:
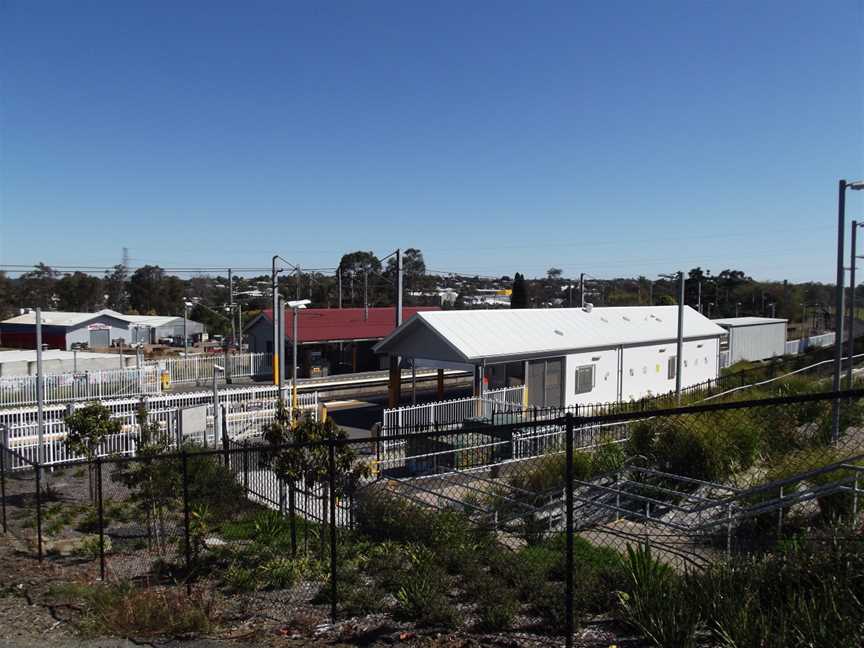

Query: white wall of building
left=562, top=337, right=720, bottom=407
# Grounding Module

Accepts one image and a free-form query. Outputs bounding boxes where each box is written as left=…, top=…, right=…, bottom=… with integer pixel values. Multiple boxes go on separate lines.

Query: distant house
left=244, top=306, right=439, bottom=377
left=375, top=305, right=727, bottom=408
left=0, top=309, right=205, bottom=350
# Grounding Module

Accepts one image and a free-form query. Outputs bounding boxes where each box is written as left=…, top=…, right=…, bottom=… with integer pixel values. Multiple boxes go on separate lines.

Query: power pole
left=389, top=249, right=403, bottom=408
left=675, top=271, right=685, bottom=404
left=337, top=266, right=342, bottom=309
left=363, top=270, right=368, bottom=321
left=228, top=268, right=235, bottom=349
left=278, top=295, right=286, bottom=396
left=396, top=248, right=403, bottom=326
left=296, top=266, right=301, bottom=300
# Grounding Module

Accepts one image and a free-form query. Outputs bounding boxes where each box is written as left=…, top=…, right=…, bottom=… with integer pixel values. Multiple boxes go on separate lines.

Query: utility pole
left=278, top=295, right=286, bottom=396
left=832, top=180, right=850, bottom=441
left=396, top=249, right=403, bottom=327
left=389, top=249, right=404, bottom=408
left=579, top=273, right=585, bottom=307
left=228, top=268, right=235, bottom=349
left=363, top=270, right=369, bottom=321
left=183, top=303, right=189, bottom=355
left=272, top=255, right=279, bottom=385
left=35, top=308, right=45, bottom=468
left=292, top=305, right=299, bottom=386
left=675, top=271, right=685, bottom=404
left=296, top=266, right=301, bottom=300
left=337, top=266, right=342, bottom=309
left=697, top=281, right=702, bottom=313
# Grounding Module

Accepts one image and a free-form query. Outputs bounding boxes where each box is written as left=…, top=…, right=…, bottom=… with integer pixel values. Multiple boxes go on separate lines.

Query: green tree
left=57, top=272, right=104, bottom=311
left=128, top=265, right=186, bottom=315
left=511, top=273, right=528, bottom=309
left=64, top=402, right=121, bottom=502
left=103, top=264, right=129, bottom=312
left=0, top=271, right=17, bottom=320
left=18, top=263, right=58, bottom=309
left=263, top=399, right=368, bottom=558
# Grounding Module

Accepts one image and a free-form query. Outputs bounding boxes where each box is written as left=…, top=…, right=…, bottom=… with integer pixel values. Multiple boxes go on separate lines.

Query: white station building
left=374, top=305, right=727, bottom=408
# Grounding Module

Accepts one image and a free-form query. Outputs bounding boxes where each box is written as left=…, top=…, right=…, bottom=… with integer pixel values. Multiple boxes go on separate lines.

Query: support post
left=96, top=457, right=106, bottom=580
left=411, top=358, right=416, bottom=405
left=388, top=355, right=401, bottom=408
left=229, top=268, right=235, bottom=349
left=181, top=451, right=192, bottom=595
left=437, top=368, right=444, bottom=400
left=35, top=464, right=43, bottom=563
left=0, top=428, right=6, bottom=534
left=289, top=482, right=297, bottom=558
left=278, top=296, right=286, bottom=398
left=328, top=440, right=338, bottom=622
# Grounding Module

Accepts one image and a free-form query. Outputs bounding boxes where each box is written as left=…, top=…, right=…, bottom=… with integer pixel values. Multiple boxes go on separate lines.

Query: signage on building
left=87, top=323, right=111, bottom=331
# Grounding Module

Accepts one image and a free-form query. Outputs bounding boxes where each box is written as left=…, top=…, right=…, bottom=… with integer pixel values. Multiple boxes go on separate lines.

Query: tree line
left=0, top=254, right=845, bottom=336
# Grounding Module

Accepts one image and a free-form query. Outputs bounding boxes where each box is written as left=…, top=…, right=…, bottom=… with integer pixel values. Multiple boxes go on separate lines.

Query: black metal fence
left=3, top=389, right=864, bottom=646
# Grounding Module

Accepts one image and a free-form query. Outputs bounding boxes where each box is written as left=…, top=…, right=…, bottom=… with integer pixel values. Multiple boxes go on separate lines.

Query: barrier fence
left=0, top=352, right=273, bottom=407
left=0, top=386, right=318, bottom=468
left=3, top=389, right=863, bottom=647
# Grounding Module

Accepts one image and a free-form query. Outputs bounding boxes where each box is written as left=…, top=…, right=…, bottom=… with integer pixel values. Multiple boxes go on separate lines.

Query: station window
left=574, top=365, right=595, bottom=394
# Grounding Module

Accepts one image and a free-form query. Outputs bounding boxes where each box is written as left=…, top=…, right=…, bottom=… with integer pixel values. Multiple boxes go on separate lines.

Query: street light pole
left=35, top=308, right=45, bottom=468
left=183, top=303, right=189, bottom=355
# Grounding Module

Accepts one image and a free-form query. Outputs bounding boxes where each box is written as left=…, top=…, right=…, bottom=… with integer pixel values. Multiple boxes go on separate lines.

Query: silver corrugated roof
left=711, top=316, right=788, bottom=327
left=376, top=305, right=727, bottom=362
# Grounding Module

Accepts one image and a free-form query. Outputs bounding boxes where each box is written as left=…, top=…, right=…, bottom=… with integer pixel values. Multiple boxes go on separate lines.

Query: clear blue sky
left=2, top=1, right=863, bottom=282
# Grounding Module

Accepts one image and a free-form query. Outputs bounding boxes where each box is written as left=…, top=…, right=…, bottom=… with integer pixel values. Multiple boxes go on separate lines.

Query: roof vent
left=583, top=303, right=593, bottom=313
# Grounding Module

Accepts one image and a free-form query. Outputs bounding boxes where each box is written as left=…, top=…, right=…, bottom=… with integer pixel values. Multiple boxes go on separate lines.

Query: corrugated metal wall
left=728, top=322, right=786, bottom=363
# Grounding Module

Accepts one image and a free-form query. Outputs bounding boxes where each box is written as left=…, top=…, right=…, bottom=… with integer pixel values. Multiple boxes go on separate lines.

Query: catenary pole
left=272, top=255, right=279, bottom=385
left=847, top=220, right=858, bottom=389
left=833, top=181, right=847, bottom=440
left=676, top=271, right=685, bottom=404
left=228, top=268, right=235, bottom=349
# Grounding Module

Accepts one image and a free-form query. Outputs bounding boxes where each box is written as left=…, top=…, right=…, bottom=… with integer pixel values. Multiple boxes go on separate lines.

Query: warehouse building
left=711, top=316, right=788, bottom=364
left=0, top=309, right=205, bottom=350
left=244, top=306, right=438, bottom=377
left=374, top=305, right=727, bottom=408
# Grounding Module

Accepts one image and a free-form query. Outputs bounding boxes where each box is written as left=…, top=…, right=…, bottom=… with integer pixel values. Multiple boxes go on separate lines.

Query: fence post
left=96, top=457, right=106, bottom=580
left=564, top=412, right=574, bottom=648
left=0, top=428, right=6, bottom=534
left=242, top=441, right=249, bottom=492
left=181, top=450, right=192, bottom=596
left=328, top=439, right=337, bottom=622
left=289, top=481, right=297, bottom=558
left=34, top=462, right=43, bottom=563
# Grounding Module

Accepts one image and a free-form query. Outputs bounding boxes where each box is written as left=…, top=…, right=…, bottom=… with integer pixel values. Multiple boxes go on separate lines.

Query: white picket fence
left=1, top=385, right=318, bottom=468
left=0, top=352, right=273, bottom=407
left=784, top=332, right=836, bottom=356
left=382, top=385, right=525, bottom=439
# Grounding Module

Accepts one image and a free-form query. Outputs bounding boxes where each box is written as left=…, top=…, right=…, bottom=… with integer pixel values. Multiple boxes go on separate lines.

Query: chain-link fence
left=3, top=389, right=864, bottom=646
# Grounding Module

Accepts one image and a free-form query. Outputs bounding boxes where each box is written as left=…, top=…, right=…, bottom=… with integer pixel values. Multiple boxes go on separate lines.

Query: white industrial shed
left=712, top=317, right=788, bottom=364
left=374, top=306, right=727, bottom=408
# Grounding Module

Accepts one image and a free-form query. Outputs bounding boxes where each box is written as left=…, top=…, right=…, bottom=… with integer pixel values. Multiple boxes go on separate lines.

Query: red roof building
left=244, top=307, right=439, bottom=376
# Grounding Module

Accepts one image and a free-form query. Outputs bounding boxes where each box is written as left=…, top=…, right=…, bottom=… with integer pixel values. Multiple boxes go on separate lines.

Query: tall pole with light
left=287, top=300, right=311, bottom=389
left=832, top=180, right=864, bottom=440
left=847, top=220, right=864, bottom=389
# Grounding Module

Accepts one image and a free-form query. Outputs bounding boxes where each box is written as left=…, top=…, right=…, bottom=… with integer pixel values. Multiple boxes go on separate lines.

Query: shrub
left=592, top=436, right=626, bottom=474
left=75, top=534, right=111, bottom=560
left=223, top=563, right=257, bottom=592
left=50, top=582, right=214, bottom=638
left=393, top=544, right=458, bottom=627
left=617, top=544, right=700, bottom=648
left=256, top=557, right=298, bottom=590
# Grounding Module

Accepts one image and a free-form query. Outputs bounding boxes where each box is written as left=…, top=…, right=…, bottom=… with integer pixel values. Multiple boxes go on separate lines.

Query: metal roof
left=1, top=309, right=188, bottom=328
left=252, top=307, right=439, bottom=343
left=374, top=306, right=727, bottom=362
left=712, top=316, right=788, bottom=327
